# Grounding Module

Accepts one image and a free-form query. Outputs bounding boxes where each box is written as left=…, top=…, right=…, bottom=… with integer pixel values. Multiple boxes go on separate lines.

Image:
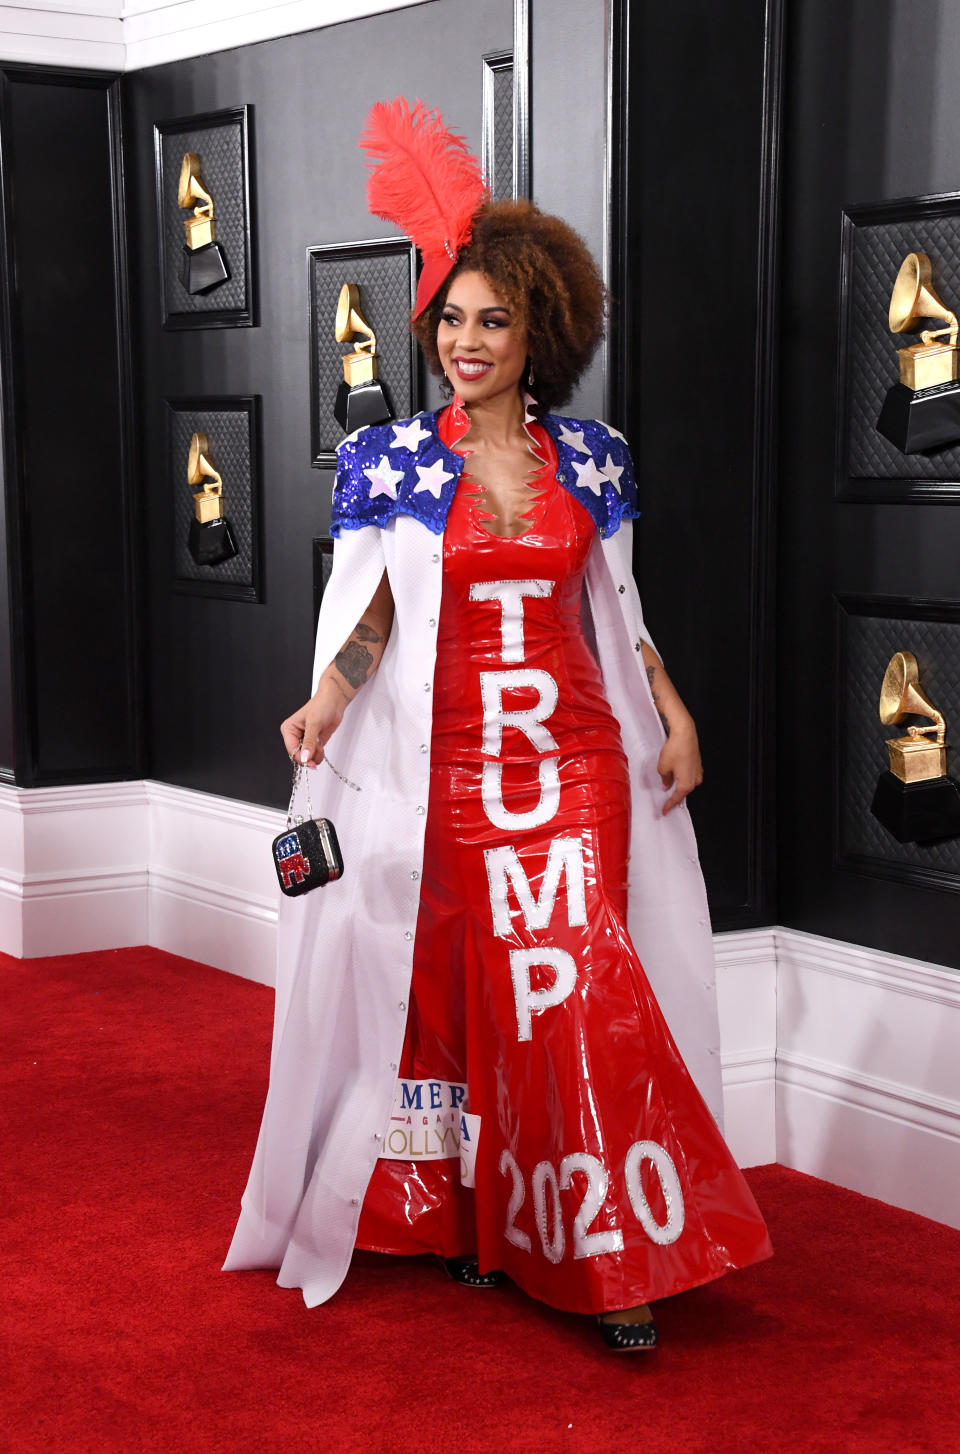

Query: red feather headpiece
left=360, top=97, right=489, bottom=318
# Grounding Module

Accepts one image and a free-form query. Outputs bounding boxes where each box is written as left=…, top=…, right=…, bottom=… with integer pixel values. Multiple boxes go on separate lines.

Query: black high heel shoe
left=597, top=1310, right=659, bottom=1351
left=440, top=1255, right=505, bottom=1288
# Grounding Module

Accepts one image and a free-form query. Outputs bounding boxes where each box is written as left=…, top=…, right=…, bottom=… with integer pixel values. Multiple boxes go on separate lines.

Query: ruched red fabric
left=356, top=402, right=772, bottom=1313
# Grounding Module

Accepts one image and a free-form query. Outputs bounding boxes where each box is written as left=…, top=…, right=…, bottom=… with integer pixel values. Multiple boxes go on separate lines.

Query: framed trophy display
left=308, top=237, right=418, bottom=469
left=166, top=395, right=263, bottom=602
left=836, top=594, right=960, bottom=891
left=154, top=105, right=256, bottom=330
left=837, top=192, right=960, bottom=502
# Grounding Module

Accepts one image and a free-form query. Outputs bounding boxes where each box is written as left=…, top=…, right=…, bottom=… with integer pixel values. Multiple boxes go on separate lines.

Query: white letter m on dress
left=484, top=837, right=588, bottom=938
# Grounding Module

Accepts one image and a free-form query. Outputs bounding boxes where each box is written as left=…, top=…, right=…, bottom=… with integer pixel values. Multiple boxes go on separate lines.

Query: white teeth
left=457, top=361, right=490, bottom=375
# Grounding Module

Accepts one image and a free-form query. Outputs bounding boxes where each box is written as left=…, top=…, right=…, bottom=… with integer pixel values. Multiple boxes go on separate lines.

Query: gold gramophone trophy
left=870, top=651, right=960, bottom=842
left=177, top=153, right=230, bottom=295
left=876, top=252, right=960, bottom=453
left=332, top=283, right=393, bottom=432
left=186, top=432, right=238, bottom=566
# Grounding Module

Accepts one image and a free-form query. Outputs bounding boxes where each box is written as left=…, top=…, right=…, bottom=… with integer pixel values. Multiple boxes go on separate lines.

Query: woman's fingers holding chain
left=280, top=703, right=324, bottom=767
left=280, top=711, right=307, bottom=762
left=281, top=701, right=346, bottom=769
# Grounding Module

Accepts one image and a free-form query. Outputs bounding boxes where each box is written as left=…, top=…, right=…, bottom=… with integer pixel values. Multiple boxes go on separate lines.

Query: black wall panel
left=0, top=405, right=13, bottom=779
left=778, top=0, right=960, bottom=968
left=621, top=1, right=779, bottom=927
left=0, top=66, right=139, bottom=786
left=123, top=0, right=514, bottom=810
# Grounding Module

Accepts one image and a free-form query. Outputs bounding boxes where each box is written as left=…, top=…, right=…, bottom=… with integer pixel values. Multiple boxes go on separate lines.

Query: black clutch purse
left=272, top=761, right=344, bottom=896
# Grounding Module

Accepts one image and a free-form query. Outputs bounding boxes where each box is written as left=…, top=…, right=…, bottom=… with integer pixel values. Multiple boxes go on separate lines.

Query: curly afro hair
left=411, top=198, right=607, bottom=414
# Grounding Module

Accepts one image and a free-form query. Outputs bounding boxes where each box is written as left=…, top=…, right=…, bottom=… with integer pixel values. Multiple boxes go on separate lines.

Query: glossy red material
left=357, top=403, right=772, bottom=1313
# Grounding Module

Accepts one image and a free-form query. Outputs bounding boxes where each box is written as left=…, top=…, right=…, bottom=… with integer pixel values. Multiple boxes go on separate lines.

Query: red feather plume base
left=360, top=97, right=489, bottom=317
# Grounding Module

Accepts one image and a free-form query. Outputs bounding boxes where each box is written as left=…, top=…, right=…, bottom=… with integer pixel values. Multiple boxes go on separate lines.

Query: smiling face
left=436, top=269, right=529, bottom=405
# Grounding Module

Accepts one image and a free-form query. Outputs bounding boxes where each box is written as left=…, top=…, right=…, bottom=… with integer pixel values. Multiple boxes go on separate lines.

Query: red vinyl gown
left=356, top=401, right=772, bottom=1314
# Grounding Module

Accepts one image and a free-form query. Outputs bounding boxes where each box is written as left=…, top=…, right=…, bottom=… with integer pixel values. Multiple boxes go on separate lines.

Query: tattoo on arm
left=354, top=622, right=381, bottom=643
left=334, top=640, right=374, bottom=690
left=645, top=664, right=670, bottom=737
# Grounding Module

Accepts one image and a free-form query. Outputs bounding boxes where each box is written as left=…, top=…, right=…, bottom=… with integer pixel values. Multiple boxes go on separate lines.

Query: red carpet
left=1, top=946, right=958, bottom=1454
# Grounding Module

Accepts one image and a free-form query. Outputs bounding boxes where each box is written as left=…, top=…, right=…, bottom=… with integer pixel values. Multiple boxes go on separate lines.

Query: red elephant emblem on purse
left=275, top=832, right=311, bottom=888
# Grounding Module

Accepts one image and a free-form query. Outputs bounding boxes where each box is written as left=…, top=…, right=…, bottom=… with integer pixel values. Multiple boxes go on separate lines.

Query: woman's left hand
left=656, top=718, right=703, bottom=814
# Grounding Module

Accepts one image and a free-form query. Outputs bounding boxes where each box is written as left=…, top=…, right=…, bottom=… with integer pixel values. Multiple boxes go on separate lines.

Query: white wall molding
left=713, top=927, right=778, bottom=1168
left=0, top=4, right=123, bottom=68
left=0, top=777, right=280, bottom=968
left=775, top=926, right=960, bottom=1230
left=0, top=0, right=432, bottom=70
left=145, top=778, right=282, bottom=983
left=2, top=779, right=959, bottom=1227
left=0, top=780, right=148, bottom=955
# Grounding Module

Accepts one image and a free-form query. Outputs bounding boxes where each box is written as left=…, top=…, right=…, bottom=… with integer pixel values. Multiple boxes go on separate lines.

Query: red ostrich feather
left=360, top=97, right=488, bottom=261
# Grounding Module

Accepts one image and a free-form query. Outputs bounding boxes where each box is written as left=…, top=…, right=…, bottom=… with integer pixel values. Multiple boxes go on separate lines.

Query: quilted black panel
left=845, top=210, right=960, bottom=481
left=482, top=56, right=514, bottom=203
left=492, top=62, right=514, bottom=201
left=168, top=402, right=258, bottom=593
left=309, top=241, right=416, bottom=464
left=839, top=604, right=960, bottom=876
left=157, top=112, right=249, bottom=321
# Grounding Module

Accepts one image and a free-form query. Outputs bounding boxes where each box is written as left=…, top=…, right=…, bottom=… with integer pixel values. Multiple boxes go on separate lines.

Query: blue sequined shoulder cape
left=330, top=408, right=639, bottom=540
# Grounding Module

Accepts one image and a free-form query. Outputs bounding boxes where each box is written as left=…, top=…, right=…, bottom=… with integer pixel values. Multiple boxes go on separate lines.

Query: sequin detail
left=330, top=410, right=639, bottom=539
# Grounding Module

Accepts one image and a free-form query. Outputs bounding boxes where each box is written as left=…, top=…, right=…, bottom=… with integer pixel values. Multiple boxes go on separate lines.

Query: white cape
left=223, top=515, right=722, bottom=1307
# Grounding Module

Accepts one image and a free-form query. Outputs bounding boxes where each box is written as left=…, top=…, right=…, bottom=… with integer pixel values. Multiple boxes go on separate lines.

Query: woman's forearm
left=320, top=570, right=395, bottom=704
left=639, top=642, right=695, bottom=739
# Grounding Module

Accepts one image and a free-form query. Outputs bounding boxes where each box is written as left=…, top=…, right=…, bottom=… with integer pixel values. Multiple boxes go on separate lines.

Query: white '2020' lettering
left=560, top=1152, right=625, bottom=1259
left=499, top=1141, right=684, bottom=1261
left=624, top=1140, right=685, bottom=1246
left=532, top=1160, right=565, bottom=1264
left=499, top=1147, right=532, bottom=1252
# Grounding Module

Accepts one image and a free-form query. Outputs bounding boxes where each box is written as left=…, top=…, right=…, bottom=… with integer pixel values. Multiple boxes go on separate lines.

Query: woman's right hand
left=280, top=678, right=348, bottom=769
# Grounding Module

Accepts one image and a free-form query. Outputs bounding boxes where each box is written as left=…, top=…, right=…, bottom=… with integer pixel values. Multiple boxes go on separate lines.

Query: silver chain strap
left=286, top=753, right=361, bottom=829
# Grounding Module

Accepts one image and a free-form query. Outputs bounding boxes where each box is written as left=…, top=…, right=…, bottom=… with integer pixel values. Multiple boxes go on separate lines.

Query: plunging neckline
left=439, top=396, right=557, bottom=538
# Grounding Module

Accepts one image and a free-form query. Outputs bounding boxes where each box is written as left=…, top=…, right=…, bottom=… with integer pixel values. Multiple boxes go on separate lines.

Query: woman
left=224, top=101, right=771, bottom=1350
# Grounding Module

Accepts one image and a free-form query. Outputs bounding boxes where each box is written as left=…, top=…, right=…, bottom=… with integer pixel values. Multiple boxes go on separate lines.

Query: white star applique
left=571, top=457, right=607, bottom=496
left=557, top=424, right=590, bottom=454
left=413, top=459, right=454, bottom=498
left=598, top=420, right=628, bottom=443
left=598, top=453, right=624, bottom=494
left=363, top=455, right=405, bottom=500
left=390, top=417, right=433, bottom=451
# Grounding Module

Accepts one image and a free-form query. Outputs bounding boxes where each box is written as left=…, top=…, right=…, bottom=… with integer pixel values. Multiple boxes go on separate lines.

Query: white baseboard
left=0, top=782, right=149, bottom=956
left=0, top=778, right=281, bottom=972
left=775, top=927, right=960, bottom=1229
left=3, top=779, right=959, bottom=1228
left=145, top=780, right=282, bottom=984
left=713, top=928, right=778, bottom=1169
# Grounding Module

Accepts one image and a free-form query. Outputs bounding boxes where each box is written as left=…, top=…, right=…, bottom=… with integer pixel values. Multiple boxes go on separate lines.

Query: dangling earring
left=527, top=360, right=535, bottom=388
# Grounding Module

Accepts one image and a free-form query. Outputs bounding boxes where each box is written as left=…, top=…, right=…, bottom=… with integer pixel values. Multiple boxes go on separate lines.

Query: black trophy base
left=334, top=379, right=393, bottom=432
left=870, top=770, right=960, bottom=844
left=876, top=380, right=960, bottom=453
left=179, top=241, right=230, bottom=295
left=188, top=516, right=238, bottom=567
